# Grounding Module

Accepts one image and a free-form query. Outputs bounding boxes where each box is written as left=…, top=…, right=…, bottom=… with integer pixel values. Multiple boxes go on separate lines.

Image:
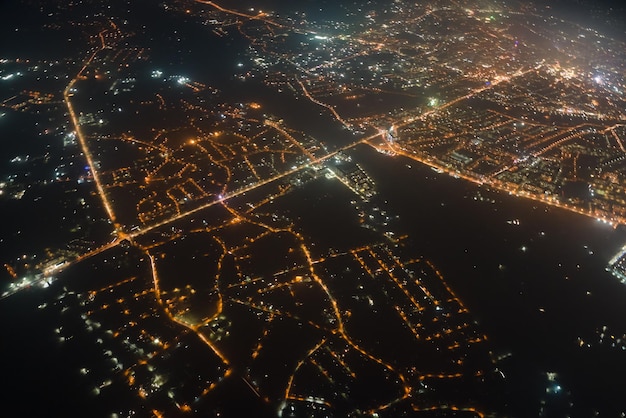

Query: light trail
left=242, top=376, right=262, bottom=398
left=1, top=95, right=17, bottom=105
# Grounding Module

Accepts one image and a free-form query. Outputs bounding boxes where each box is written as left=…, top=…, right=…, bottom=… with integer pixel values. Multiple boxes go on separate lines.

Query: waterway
left=349, top=143, right=626, bottom=417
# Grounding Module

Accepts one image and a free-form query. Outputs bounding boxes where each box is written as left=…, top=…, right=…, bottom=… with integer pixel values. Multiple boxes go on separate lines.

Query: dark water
left=350, top=144, right=626, bottom=416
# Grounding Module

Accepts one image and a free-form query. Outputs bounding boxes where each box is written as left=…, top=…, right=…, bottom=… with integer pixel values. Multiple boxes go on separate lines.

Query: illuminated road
left=63, top=28, right=117, bottom=224
left=296, top=80, right=352, bottom=130
left=35, top=44, right=622, bottom=300
left=608, top=126, right=626, bottom=153
left=394, top=65, right=539, bottom=131
left=127, top=133, right=377, bottom=240
left=4, top=116, right=379, bottom=302
left=3, top=24, right=123, bottom=298
left=194, top=0, right=284, bottom=28
left=263, top=119, right=316, bottom=161
left=361, top=60, right=626, bottom=228
left=0, top=239, right=120, bottom=300
left=21, top=30, right=624, bottom=310
left=5, top=3, right=626, bottom=415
